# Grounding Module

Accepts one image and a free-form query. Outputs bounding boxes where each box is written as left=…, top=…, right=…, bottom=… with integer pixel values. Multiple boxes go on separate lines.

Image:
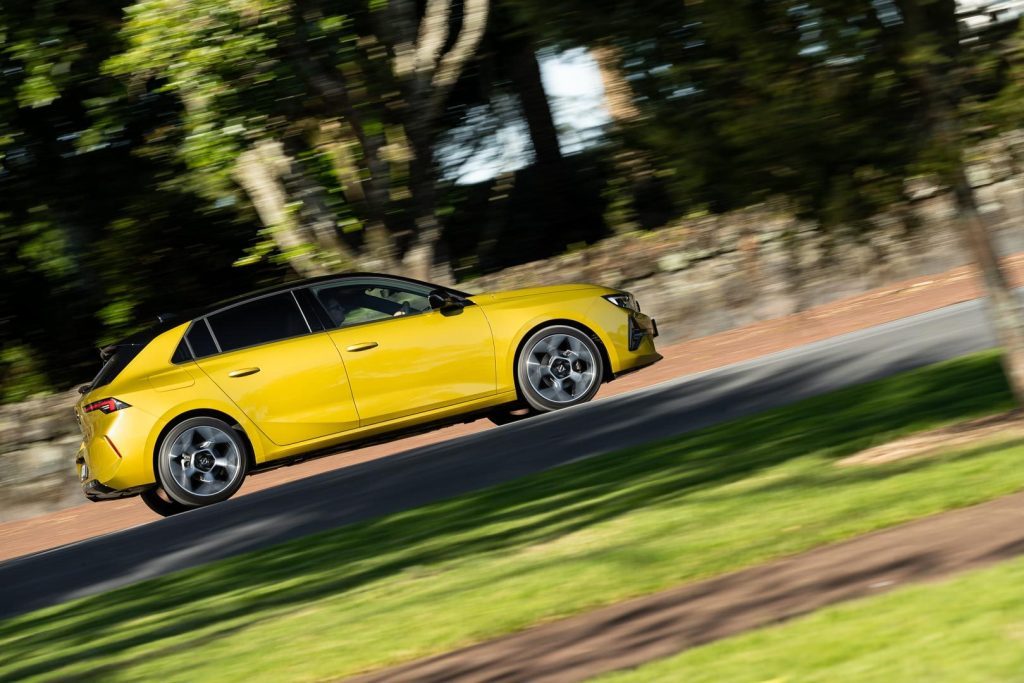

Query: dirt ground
left=840, top=409, right=1024, bottom=466
left=347, top=491, right=1024, bottom=683
left=2, top=255, right=1023, bottom=563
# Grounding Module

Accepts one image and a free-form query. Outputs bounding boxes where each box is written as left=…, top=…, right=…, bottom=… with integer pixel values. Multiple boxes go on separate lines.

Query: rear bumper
left=75, top=403, right=158, bottom=493
left=83, top=479, right=149, bottom=502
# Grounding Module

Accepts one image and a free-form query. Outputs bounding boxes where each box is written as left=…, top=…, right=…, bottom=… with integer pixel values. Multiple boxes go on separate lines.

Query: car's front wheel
left=155, top=416, right=249, bottom=509
left=517, top=325, right=604, bottom=412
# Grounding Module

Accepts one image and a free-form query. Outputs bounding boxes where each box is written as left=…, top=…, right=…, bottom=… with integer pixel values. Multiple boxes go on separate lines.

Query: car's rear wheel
left=156, top=416, right=249, bottom=508
left=140, top=486, right=195, bottom=517
left=517, top=325, right=604, bottom=412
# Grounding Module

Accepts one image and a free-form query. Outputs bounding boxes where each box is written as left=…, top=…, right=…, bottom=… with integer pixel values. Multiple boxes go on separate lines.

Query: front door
left=311, top=279, right=496, bottom=426
left=194, top=292, right=359, bottom=446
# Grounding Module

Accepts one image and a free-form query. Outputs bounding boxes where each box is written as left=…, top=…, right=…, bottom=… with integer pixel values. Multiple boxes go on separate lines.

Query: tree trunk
left=401, top=133, right=454, bottom=284
left=504, top=37, right=584, bottom=242
left=507, top=39, right=563, bottom=167
left=234, top=142, right=325, bottom=277
left=894, top=0, right=1024, bottom=404
left=953, top=171, right=1024, bottom=403
left=385, top=0, right=490, bottom=285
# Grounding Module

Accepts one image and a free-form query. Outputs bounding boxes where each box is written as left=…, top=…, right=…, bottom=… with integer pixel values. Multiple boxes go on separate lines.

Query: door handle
left=346, top=342, right=379, bottom=352
left=228, top=367, right=261, bottom=378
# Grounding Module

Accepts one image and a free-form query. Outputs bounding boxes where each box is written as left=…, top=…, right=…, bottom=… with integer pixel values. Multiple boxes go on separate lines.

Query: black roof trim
left=194, top=272, right=471, bottom=319
left=101, top=317, right=187, bottom=359
left=104, top=272, right=468, bottom=354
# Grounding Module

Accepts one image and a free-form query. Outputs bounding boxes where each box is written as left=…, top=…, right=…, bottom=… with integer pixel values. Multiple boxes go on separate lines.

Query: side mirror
left=428, top=289, right=463, bottom=312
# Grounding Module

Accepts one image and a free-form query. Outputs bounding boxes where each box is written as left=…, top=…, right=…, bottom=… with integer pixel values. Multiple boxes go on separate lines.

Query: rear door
left=193, top=291, right=359, bottom=446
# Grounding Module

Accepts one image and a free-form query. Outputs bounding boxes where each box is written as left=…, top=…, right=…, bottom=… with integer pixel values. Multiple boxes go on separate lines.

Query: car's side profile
left=75, top=273, right=661, bottom=515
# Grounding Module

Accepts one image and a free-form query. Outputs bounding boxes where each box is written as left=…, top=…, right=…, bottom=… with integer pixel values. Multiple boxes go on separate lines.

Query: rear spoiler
left=98, top=314, right=182, bottom=362
left=99, top=344, right=122, bottom=362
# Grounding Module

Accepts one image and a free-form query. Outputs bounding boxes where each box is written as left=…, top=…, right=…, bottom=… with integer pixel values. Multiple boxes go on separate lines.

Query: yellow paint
left=75, top=282, right=662, bottom=494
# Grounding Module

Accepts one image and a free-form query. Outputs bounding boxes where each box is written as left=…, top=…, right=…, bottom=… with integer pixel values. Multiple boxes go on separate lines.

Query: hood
left=467, top=284, right=603, bottom=304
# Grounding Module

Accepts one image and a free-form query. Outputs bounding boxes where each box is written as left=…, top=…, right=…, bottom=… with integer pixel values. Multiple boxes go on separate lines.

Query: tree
left=504, top=0, right=1024, bottom=401
left=891, top=0, right=1024, bottom=402
left=0, top=0, right=281, bottom=397
left=110, top=0, right=490, bottom=283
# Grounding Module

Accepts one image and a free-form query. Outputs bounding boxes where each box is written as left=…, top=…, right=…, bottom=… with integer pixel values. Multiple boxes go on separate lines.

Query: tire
left=516, top=325, right=604, bottom=413
left=487, top=404, right=539, bottom=426
left=156, top=416, right=249, bottom=508
left=140, top=486, right=196, bottom=517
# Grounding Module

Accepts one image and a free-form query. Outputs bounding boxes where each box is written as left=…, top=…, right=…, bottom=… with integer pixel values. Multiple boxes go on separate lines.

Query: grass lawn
left=598, top=554, right=1024, bottom=683
left=3, top=352, right=1024, bottom=682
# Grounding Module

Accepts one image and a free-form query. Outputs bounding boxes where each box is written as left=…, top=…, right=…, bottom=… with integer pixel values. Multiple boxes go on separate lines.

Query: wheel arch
left=151, top=409, right=258, bottom=483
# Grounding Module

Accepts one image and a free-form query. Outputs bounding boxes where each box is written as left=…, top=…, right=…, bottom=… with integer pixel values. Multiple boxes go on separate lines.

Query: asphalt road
left=0, top=299, right=997, bottom=620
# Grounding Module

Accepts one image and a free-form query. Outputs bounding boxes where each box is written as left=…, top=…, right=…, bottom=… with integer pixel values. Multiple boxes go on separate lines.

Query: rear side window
left=185, top=322, right=218, bottom=359
left=207, top=293, right=309, bottom=353
left=91, top=345, right=143, bottom=390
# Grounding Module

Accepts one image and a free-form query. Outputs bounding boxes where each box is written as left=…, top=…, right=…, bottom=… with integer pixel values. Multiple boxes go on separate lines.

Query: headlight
left=603, top=292, right=640, bottom=313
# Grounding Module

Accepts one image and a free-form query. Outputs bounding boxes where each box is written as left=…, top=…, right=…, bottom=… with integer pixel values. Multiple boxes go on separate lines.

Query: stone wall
left=465, top=131, right=1024, bottom=340
left=0, top=390, right=85, bottom=521
left=3, top=130, right=1024, bottom=522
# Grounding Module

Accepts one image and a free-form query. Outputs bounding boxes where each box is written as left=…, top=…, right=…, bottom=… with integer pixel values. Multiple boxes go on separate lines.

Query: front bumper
left=628, top=314, right=659, bottom=351
left=609, top=311, right=661, bottom=378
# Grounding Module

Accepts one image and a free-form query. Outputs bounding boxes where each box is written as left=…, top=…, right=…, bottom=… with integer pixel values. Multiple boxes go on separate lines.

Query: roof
left=103, top=272, right=470, bottom=353
left=194, top=272, right=471, bottom=318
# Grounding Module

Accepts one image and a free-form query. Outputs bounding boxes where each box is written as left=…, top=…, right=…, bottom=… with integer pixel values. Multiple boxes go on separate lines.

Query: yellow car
left=75, top=273, right=661, bottom=515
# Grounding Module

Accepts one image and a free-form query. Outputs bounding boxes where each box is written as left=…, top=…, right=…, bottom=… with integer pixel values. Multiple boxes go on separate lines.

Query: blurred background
left=2, top=0, right=1024, bottom=400
left=7, top=4, right=1024, bottom=680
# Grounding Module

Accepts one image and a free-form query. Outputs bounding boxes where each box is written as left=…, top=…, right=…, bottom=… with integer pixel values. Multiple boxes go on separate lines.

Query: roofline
left=100, top=270, right=471, bottom=352
left=193, top=272, right=472, bottom=319
left=106, top=272, right=471, bottom=351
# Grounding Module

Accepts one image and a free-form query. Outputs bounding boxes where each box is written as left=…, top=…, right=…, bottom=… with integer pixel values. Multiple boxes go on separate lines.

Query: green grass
left=599, top=555, right=1024, bottom=683
left=3, top=352, right=1024, bottom=682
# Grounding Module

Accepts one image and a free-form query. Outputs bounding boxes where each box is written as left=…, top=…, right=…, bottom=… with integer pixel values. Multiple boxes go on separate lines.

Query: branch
left=426, top=0, right=490, bottom=121
left=414, top=0, right=452, bottom=74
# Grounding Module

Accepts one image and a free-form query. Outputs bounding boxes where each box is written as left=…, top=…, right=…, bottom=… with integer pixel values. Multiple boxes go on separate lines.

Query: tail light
left=83, top=398, right=131, bottom=414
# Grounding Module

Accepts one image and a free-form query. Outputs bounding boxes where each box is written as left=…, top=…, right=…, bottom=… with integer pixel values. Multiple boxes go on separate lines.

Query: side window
left=207, top=293, right=310, bottom=353
left=186, top=321, right=218, bottom=359
left=312, top=281, right=432, bottom=329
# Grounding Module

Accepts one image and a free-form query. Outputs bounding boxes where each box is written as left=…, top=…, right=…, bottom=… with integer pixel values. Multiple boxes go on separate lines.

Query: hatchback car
left=75, top=273, right=661, bottom=515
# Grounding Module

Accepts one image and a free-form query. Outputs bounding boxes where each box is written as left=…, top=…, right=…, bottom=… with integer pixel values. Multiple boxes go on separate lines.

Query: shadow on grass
left=0, top=352, right=1015, bottom=680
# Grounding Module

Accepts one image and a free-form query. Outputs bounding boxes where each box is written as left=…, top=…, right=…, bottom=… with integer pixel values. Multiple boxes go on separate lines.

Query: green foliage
left=3, top=0, right=1024, bottom=399
left=0, top=345, right=51, bottom=403
left=0, top=1, right=284, bottom=396
left=106, top=0, right=296, bottom=200
left=508, top=0, right=1024, bottom=226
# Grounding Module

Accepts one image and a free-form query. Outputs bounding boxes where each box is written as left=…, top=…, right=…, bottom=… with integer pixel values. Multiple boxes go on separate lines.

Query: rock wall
left=466, top=132, right=1024, bottom=339
left=3, top=130, right=1024, bottom=522
left=0, top=390, right=85, bottom=521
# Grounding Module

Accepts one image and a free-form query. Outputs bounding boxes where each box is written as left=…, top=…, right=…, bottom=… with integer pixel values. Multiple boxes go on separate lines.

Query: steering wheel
left=394, top=301, right=412, bottom=317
